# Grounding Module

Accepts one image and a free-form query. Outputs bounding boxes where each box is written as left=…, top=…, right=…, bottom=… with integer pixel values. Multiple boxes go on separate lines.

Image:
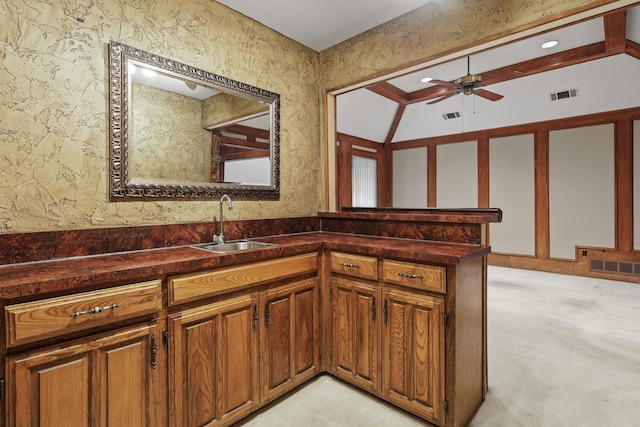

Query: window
left=352, top=155, right=377, bottom=207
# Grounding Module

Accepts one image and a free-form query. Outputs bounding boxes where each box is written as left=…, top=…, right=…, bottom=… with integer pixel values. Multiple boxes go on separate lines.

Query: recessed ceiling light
left=541, top=40, right=558, bottom=49
left=421, top=77, right=433, bottom=83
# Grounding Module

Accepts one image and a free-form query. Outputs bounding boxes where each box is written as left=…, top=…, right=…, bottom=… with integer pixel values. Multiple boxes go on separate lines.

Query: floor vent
left=550, top=88, right=578, bottom=101
left=442, top=111, right=461, bottom=120
left=590, top=259, right=640, bottom=275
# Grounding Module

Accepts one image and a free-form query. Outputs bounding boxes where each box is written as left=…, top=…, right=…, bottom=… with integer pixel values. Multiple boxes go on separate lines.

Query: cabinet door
left=169, top=293, right=260, bottom=427
left=260, top=278, right=319, bottom=402
left=6, top=321, right=165, bottom=427
left=382, top=288, right=445, bottom=424
left=331, top=277, right=381, bottom=394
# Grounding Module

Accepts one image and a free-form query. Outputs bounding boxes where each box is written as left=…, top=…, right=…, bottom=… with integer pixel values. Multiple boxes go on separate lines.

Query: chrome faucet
left=213, top=194, right=233, bottom=244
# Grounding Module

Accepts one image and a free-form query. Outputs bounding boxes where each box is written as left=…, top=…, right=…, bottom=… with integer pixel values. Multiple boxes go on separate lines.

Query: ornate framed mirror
left=108, top=41, right=280, bottom=199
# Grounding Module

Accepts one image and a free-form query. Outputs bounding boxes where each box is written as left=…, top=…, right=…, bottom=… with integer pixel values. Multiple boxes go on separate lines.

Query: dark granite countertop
left=320, top=208, right=502, bottom=224
left=0, top=232, right=490, bottom=301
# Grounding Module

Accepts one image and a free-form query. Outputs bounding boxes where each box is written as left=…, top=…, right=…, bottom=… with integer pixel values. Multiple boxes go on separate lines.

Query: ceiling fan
left=427, top=57, right=520, bottom=104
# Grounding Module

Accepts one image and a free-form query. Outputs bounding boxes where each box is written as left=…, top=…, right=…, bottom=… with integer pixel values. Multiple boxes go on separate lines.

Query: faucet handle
left=213, top=234, right=225, bottom=245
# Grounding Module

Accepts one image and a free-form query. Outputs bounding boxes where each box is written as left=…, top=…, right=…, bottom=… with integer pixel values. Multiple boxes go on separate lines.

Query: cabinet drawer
left=330, top=252, right=378, bottom=280
left=382, top=259, right=446, bottom=293
left=5, top=280, right=162, bottom=347
left=168, top=253, right=318, bottom=305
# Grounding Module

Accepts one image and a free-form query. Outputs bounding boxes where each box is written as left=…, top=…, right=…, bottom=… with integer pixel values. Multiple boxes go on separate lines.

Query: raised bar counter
left=0, top=232, right=489, bottom=300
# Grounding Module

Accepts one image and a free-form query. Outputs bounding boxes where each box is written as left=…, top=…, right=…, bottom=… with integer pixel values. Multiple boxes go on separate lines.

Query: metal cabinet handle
left=397, top=272, right=425, bottom=280
left=70, top=304, right=120, bottom=318
left=253, top=304, right=258, bottom=331
left=150, top=332, right=157, bottom=369
left=383, top=298, right=388, bottom=324
left=340, top=262, right=360, bottom=269
left=265, top=303, right=271, bottom=327
left=371, top=295, right=376, bottom=321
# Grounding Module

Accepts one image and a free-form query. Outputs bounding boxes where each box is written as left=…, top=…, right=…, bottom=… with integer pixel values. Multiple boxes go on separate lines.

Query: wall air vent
left=550, top=88, right=579, bottom=101
left=442, top=111, right=461, bottom=120
left=590, top=259, right=640, bottom=276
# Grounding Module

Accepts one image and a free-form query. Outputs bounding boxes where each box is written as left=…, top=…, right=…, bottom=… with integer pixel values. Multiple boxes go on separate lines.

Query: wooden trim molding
left=616, top=119, right=633, bottom=252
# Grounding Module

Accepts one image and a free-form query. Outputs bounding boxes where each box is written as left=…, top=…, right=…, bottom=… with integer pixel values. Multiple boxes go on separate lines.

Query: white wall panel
left=634, top=121, right=640, bottom=250
left=489, top=134, right=536, bottom=256
left=436, top=141, right=477, bottom=208
left=549, top=124, right=615, bottom=259
left=224, top=157, right=271, bottom=186
left=393, top=147, right=427, bottom=208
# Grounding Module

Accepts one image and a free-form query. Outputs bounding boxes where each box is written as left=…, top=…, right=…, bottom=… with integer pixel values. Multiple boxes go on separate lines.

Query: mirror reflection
left=108, top=41, right=280, bottom=199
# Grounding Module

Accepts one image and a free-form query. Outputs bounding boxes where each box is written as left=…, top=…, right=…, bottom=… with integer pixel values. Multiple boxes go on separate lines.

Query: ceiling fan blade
left=474, top=89, right=503, bottom=101
left=429, top=79, right=459, bottom=89
left=427, top=91, right=460, bottom=104
left=478, top=70, right=523, bottom=87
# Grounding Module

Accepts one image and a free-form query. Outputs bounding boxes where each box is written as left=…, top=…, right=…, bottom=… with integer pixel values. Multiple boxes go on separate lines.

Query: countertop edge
left=0, top=232, right=490, bottom=300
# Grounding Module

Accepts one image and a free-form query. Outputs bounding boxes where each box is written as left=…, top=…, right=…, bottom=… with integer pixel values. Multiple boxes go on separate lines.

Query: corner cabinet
left=382, top=287, right=445, bottom=422
left=331, top=277, right=382, bottom=394
left=329, top=251, right=485, bottom=427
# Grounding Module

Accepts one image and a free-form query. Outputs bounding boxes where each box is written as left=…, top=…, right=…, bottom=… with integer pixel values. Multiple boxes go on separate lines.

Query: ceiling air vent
left=442, top=111, right=461, bottom=120
left=550, top=88, right=579, bottom=101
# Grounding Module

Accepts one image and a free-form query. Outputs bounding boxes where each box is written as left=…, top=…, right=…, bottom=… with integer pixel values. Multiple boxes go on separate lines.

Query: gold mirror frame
left=108, top=41, right=280, bottom=200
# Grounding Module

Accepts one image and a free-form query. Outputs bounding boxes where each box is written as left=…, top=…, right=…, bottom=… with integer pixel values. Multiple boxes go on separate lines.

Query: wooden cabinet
left=5, top=280, right=162, bottom=348
left=331, top=277, right=381, bottom=394
left=5, top=320, right=166, bottom=427
left=168, top=253, right=320, bottom=426
left=0, top=241, right=487, bottom=427
left=168, top=254, right=317, bottom=306
left=330, top=252, right=378, bottom=281
left=169, top=293, right=260, bottom=427
left=382, top=259, right=446, bottom=293
left=381, top=287, right=445, bottom=424
left=259, top=278, right=320, bottom=402
left=330, top=252, right=450, bottom=426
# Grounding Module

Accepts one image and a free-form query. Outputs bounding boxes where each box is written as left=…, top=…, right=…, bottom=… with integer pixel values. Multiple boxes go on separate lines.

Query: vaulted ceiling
left=337, top=5, right=640, bottom=144
left=218, top=2, right=640, bottom=144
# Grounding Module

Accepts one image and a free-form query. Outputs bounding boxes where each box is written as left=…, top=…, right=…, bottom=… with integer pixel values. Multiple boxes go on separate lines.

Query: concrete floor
left=235, top=267, right=640, bottom=426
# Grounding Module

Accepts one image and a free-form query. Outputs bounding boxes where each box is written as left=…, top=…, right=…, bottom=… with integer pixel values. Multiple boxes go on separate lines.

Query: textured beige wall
left=131, top=83, right=210, bottom=183
left=319, top=0, right=616, bottom=90
left=0, top=0, right=615, bottom=233
left=1, top=0, right=321, bottom=232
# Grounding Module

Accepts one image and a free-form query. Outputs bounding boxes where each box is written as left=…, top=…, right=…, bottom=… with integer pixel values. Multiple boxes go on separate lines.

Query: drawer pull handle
left=340, top=262, right=360, bottom=269
left=397, top=273, right=425, bottom=280
left=383, top=298, right=388, bottom=324
left=253, top=304, right=258, bottom=331
left=151, top=332, right=157, bottom=369
left=70, top=304, right=121, bottom=318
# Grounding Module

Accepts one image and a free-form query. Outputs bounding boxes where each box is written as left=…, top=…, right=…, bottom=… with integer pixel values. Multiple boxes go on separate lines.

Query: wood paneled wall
left=341, top=107, right=640, bottom=282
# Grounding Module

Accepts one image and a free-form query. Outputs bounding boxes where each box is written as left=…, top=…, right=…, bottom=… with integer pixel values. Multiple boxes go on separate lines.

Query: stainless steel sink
left=192, top=240, right=276, bottom=253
